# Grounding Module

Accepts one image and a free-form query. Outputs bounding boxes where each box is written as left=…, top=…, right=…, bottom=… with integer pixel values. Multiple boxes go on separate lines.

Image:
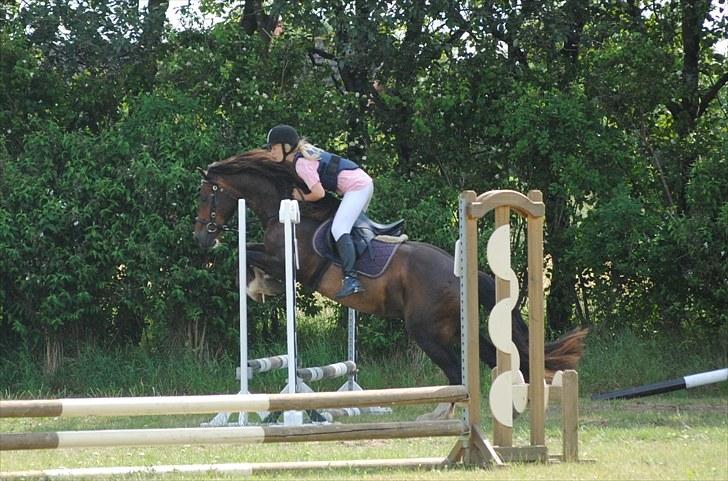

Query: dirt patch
left=586, top=399, right=728, bottom=414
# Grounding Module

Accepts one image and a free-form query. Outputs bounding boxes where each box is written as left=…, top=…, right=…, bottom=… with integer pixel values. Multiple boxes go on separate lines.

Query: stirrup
left=335, top=276, right=364, bottom=299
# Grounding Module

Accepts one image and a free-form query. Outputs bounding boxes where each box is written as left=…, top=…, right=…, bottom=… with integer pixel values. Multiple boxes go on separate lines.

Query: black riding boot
left=335, top=234, right=364, bottom=299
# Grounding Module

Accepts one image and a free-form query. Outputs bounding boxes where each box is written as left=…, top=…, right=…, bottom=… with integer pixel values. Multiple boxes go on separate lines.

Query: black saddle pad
left=313, top=220, right=403, bottom=278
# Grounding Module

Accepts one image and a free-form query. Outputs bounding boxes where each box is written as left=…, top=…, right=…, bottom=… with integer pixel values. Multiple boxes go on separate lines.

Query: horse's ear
left=196, top=166, right=208, bottom=179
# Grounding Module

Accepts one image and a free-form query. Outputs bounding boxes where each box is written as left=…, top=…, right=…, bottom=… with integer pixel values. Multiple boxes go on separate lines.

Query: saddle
left=313, top=214, right=406, bottom=279
left=351, top=214, right=405, bottom=257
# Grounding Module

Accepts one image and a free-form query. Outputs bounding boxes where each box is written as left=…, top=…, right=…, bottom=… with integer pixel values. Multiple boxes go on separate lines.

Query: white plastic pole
left=280, top=200, right=302, bottom=426
left=347, top=309, right=357, bottom=391
left=238, top=199, right=248, bottom=425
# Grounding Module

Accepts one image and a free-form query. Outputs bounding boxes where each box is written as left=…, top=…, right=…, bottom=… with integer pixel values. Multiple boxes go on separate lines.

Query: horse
left=193, top=150, right=587, bottom=417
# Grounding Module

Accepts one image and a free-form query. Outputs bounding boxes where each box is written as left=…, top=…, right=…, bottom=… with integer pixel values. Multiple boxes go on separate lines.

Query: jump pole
left=592, top=368, right=728, bottom=401
left=0, top=386, right=467, bottom=419
left=0, top=419, right=467, bottom=451
left=2, top=458, right=451, bottom=479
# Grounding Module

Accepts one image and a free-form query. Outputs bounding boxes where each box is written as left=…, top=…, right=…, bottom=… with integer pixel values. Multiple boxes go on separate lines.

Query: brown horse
left=194, top=150, right=587, bottom=392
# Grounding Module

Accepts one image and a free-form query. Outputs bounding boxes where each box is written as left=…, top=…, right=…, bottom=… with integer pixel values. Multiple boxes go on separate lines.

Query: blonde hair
left=294, top=138, right=323, bottom=161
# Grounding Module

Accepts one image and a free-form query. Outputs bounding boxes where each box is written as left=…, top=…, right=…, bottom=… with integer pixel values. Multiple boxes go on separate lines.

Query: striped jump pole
left=0, top=385, right=467, bottom=419
left=592, top=368, right=728, bottom=401
left=239, top=357, right=356, bottom=382
left=0, top=419, right=467, bottom=451
left=247, top=355, right=289, bottom=374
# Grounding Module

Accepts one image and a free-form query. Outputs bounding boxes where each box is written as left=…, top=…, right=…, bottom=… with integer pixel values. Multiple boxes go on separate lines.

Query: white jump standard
left=208, top=199, right=389, bottom=427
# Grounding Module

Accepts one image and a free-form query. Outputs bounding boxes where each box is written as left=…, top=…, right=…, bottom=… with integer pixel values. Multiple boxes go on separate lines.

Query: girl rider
left=266, top=124, right=373, bottom=299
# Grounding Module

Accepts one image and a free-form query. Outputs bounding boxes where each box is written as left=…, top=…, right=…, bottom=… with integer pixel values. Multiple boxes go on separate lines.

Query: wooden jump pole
left=0, top=385, right=467, bottom=419
left=2, top=458, right=451, bottom=479
left=0, top=420, right=467, bottom=451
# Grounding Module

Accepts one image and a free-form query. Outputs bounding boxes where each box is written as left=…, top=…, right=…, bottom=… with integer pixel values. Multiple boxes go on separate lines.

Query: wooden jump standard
left=460, top=189, right=579, bottom=463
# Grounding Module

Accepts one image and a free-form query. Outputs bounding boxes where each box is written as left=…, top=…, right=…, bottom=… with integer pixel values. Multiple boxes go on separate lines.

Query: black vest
left=315, top=150, right=360, bottom=191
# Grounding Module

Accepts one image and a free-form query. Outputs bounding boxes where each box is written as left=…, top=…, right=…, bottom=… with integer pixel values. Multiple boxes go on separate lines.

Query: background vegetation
left=0, top=1, right=726, bottom=387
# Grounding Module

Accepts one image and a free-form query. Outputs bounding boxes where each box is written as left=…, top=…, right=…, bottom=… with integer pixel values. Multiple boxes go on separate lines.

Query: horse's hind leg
left=411, top=335, right=461, bottom=385
left=479, top=334, right=497, bottom=369
left=409, top=331, right=461, bottom=421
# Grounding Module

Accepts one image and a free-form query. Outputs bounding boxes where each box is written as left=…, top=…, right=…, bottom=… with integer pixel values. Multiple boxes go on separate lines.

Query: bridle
left=195, top=179, right=237, bottom=234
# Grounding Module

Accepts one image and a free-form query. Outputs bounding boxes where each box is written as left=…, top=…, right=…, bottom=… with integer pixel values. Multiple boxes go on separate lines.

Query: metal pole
left=280, top=200, right=302, bottom=426
left=238, top=199, right=248, bottom=425
left=347, top=308, right=357, bottom=391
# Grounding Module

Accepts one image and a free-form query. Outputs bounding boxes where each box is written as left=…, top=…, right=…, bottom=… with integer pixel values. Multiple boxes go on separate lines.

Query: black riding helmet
left=266, top=124, right=300, bottom=149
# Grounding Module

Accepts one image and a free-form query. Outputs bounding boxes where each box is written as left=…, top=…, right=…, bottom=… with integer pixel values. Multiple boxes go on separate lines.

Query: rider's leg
left=334, top=233, right=362, bottom=298
left=331, top=184, right=373, bottom=298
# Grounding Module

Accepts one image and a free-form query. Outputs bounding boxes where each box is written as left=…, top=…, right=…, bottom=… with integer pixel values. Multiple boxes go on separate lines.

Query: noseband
left=195, top=180, right=237, bottom=234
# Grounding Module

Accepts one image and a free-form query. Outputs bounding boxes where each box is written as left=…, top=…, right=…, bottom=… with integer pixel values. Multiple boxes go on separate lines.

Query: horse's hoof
left=416, top=402, right=455, bottom=421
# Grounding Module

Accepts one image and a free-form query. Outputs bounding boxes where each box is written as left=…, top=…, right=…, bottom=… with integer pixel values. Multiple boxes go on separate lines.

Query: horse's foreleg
left=232, top=244, right=286, bottom=301
left=247, top=249, right=285, bottom=280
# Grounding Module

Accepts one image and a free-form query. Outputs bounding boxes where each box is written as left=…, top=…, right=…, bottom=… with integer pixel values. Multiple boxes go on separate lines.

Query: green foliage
left=0, top=94, right=240, bottom=357
left=1, top=1, right=726, bottom=383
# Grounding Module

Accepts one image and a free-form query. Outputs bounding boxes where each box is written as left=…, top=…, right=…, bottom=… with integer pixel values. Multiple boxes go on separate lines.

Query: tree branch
left=698, top=70, right=728, bottom=117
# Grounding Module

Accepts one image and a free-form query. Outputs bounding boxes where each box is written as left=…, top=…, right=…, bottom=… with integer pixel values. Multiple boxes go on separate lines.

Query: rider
left=265, top=124, right=373, bottom=299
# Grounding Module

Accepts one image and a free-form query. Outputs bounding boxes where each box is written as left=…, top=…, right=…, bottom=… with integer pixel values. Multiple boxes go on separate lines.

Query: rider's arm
left=295, top=183, right=325, bottom=202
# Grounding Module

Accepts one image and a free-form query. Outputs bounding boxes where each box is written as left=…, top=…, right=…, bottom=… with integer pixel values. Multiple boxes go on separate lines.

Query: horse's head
left=193, top=168, right=238, bottom=250
left=193, top=149, right=338, bottom=250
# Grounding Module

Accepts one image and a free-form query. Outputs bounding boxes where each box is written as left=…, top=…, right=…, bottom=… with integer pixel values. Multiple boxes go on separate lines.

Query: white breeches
left=331, top=183, right=374, bottom=241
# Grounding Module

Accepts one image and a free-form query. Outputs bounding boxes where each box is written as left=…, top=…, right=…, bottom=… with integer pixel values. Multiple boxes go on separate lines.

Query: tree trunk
left=44, top=331, right=63, bottom=375
left=545, top=195, right=576, bottom=333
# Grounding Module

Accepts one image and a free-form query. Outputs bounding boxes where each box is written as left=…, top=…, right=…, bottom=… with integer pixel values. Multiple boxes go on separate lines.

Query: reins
left=195, top=179, right=238, bottom=234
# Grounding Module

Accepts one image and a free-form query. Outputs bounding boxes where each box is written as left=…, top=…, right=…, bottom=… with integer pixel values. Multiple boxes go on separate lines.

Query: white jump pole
left=347, top=308, right=357, bottom=391
left=279, top=199, right=302, bottom=426
left=239, top=199, right=248, bottom=425
left=203, top=199, right=251, bottom=427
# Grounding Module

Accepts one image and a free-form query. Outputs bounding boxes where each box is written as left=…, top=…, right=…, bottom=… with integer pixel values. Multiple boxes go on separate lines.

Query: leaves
left=1, top=0, right=726, bottom=362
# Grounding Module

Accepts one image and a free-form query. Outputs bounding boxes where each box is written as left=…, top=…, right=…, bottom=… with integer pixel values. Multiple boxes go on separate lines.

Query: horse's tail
left=544, top=328, right=588, bottom=381
left=476, top=271, right=588, bottom=382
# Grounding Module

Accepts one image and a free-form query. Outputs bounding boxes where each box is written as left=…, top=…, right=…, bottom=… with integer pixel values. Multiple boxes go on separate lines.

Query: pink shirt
left=295, top=156, right=373, bottom=195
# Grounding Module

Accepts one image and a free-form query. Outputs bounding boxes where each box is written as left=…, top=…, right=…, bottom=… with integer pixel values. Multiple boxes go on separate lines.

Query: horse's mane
left=206, top=149, right=339, bottom=221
